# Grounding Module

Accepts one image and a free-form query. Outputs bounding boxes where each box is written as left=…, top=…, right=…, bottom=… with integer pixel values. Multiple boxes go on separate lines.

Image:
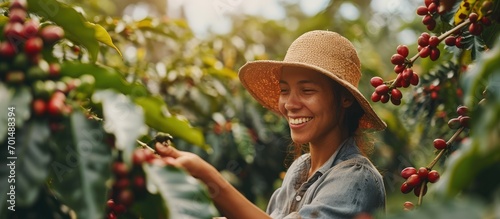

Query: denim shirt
left=266, top=138, right=386, bottom=218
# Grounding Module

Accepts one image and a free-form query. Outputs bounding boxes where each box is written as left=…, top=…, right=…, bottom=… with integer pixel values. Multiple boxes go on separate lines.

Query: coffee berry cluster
left=370, top=45, right=420, bottom=105
left=105, top=133, right=174, bottom=219
left=400, top=167, right=440, bottom=197
left=0, top=0, right=93, bottom=131
left=448, top=105, right=470, bottom=129
left=106, top=149, right=155, bottom=219
left=416, top=0, right=441, bottom=31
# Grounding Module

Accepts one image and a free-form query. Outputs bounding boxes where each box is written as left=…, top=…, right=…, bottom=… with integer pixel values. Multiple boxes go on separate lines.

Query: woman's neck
left=307, top=131, right=349, bottom=178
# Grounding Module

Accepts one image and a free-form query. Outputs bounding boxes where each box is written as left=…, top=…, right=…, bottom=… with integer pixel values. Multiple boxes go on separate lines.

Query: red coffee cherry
left=403, top=201, right=415, bottom=211
left=394, top=64, right=405, bottom=73
left=428, top=2, right=438, bottom=13
left=469, top=23, right=483, bottom=35
left=47, top=92, right=66, bottom=116
left=3, top=22, right=24, bottom=39
left=430, top=48, right=440, bottom=61
left=370, top=77, right=384, bottom=88
left=402, top=68, right=414, bottom=81
left=428, top=170, right=440, bottom=183
left=401, top=167, right=417, bottom=179
left=8, top=8, right=27, bottom=24
left=406, top=174, right=422, bottom=187
left=39, top=25, right=65, bottom=44
left=118, top=189, right=134, bottom=207
left=419, top=32, right=431, bottom=45
left=391, top=88, right=403, bottom=100
left=416, top=6, right=429, bottom=16
left=106, top=199, right=115, bottom=208
left=429, top=36, right=440, bottom=47
left=380, top=94, right=390, bottom=103
left=445, top=36, right=456, bottom=46
left=418, top=167, right=429, bottom=179
left=455, top=36, right=464, bottom=48
left=48, top=63, right=61, bottom=78
left=468, top=13, right=479, bottom=23
left=433, top=138, right=447, bottom=150
left=375, top=84, right=389, bottom=95
left=448, top=118, right=461, bottom=129
left=390, top=97, right=401, bottom=106
left=107, top=212, right=117, bottom=219
left=24, top=37, right=44, bottom=56
left=410, top=73, right=419, bottom=86
left=0, top=42, right=17, bottom=59
left=9, top=0, right=27, bottom=10
left=371, top=92, right=381, bottom=102
left=414, top=183, right=428, bottom=197
left=391, top=54, right=405, bottom=65
left=32, top=99, right=47, bottom=116
left=397, top=45, right=409, bottom=57
left=419, top=46, right=431, bottom=58
left=456, top=105, right=469, bottom=116
left=22, top=19, right=40, bottom=39
left=422, top=14, right=434, bottom=25
left=460, top=116, right=470, bottom=128
left=112, top=162, right=128, bottom=177
left=401, top=182, right=413, bottom=194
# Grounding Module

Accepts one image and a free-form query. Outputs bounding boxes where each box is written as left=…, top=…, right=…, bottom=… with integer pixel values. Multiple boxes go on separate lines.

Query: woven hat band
left=282, top=31, right=361, bottom=87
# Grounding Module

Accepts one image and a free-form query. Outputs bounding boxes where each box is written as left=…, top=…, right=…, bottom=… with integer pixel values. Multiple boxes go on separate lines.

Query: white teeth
left=289, top=117, right=312, bottom=125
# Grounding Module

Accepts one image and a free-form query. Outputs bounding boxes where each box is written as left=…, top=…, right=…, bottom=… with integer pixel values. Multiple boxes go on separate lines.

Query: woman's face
left=278, top=67, right=346, bottom=145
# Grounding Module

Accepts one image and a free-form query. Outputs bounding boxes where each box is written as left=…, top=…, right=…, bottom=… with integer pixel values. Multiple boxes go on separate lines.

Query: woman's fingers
left=155, top=142, right=181, bottom=158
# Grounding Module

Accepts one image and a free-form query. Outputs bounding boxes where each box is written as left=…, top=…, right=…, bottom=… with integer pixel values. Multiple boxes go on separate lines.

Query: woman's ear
left=341, top=92, right=354, bottom=108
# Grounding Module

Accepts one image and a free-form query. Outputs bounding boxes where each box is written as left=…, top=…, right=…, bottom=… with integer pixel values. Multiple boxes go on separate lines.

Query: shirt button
left=295, top=195, right=302, bottom=201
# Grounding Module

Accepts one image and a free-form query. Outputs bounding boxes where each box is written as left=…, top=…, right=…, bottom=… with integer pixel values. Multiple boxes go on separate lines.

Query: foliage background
left=1, top=0, right=499, bottom=218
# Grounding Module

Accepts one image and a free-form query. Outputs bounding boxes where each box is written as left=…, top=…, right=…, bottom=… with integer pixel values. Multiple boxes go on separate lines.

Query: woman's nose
left=284, top=92, right=301, bottom=111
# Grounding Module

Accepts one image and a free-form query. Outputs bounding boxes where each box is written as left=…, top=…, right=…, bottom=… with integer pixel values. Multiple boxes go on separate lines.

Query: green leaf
left=61, top=61, right=148, bottom=97
left=0, top=84, right=32, bottom=142
left=27, top=0, right=99, bottom=62
left=15, top=119, right=52, bottom=206
left=463, top=37, right=500, bottom=106
left=92, top=90, right=146, bottom=160
left=134, top=96, right=207, bottom=149
left=144, top=164, right=219, bottom=219
left=48, top=112, right=112, bottom=219
left=86, top=22, right=122, bottom=57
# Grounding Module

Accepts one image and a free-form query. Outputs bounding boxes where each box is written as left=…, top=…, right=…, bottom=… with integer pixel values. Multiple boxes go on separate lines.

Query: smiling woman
left=155, top=30, right=387, bottom=219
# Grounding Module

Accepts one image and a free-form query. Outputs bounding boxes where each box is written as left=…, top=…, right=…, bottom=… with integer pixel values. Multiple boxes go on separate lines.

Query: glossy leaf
left=92, top=90, right=146, bottom=160
left=86, top=22, right=122, bottom=57
left=49, top=112, right=111, bottom=219
left=134, top=96, right=207, bottom=149
left=144, top=164, right=219, bottom=219
left=27, top=0, right=99, bottom=62
left=0, top=85, right=32, bottom=142
left=15, top=119, right=52, bottom=206
left=61, top=62, right=148, bottom=97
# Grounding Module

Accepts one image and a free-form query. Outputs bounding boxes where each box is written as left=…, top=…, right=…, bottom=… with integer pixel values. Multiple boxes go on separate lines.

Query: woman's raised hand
left=155, top=142, right=213, bottom=181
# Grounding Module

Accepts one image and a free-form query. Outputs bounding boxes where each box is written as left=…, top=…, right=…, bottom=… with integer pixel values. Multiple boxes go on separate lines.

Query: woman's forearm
left=201, top=166, right=271, bottom=219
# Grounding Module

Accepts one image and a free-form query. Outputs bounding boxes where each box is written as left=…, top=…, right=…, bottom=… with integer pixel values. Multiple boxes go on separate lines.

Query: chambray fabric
left=266, top=137, right=386, bottom=219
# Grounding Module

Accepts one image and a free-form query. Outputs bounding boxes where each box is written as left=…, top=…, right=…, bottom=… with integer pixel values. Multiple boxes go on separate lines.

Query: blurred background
left=72, top=0, right=486, bottom=213
left=3, top=0, right=499, bottom=218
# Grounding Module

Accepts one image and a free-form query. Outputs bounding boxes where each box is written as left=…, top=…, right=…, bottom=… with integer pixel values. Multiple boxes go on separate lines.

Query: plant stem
left=417, top=181, right=427, bottom=206
left=136, top=139, right=159, bottom=154
left=427, top=126, right=465, bottom=169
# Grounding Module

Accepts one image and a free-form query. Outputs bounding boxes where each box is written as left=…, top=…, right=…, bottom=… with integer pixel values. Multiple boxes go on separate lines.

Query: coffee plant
left=369, top=0, right=500, bottom=215
left=0, top=0, right=220, bottom=218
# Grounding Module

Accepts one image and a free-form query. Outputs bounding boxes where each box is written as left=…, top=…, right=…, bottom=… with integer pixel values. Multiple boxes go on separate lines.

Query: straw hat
left=238, top=30, right=386, bottom=131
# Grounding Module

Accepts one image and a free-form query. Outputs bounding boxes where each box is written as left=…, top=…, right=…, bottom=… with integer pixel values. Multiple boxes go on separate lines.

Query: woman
left=156, top=30, right=387, bottom=219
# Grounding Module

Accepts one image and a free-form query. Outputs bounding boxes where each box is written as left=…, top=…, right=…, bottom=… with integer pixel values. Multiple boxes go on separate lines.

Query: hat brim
left=239, top=60, right=387, bottom=132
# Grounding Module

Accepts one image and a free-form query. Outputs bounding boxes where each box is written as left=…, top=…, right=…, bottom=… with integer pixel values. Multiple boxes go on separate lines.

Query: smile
left=289, top=117, right=313, bottom=125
